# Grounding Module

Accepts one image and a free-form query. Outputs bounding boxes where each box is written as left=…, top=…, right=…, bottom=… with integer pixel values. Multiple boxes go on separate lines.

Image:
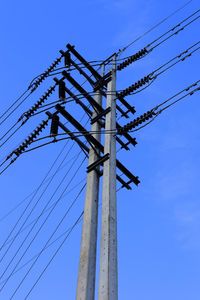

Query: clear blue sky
left=0, top=0, right=200, bottom=299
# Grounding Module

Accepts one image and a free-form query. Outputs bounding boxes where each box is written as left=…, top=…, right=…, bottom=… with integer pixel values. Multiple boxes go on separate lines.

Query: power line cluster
left=0, top=1, right=199, bottom=298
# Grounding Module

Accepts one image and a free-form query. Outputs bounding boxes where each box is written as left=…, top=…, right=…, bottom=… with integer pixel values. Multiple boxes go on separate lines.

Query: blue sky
left=0, top=0, right=200, bottom=299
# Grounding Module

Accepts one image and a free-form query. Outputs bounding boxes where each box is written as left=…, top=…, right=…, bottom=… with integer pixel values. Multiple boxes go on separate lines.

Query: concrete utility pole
left=47, top=45, right=138, bottom=300
left=98, top=55, right=118, bottom=300
left=76, top=67, right=104, bottom=300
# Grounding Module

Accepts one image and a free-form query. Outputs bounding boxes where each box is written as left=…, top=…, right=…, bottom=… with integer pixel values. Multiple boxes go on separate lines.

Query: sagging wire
left=0, top=154, right=86, bottom=293
left=0, top=119, right=49, bottom=174
left=117, top=0, right=193, bottom=55
left=10, top=183, right=86, bottom=299
left=118, top=40, right=200, bottom=98
left=0, top=84, right=58, bottom=150
left=16, top=79, right=200, bottom=150
left=117, top=8, right=200, bottom=71
left=0, top=55, right=63, bottom=126
left=118, top=79, right=200, bottom=134
left=2, top=177, right=86, bottom=251
left=24, top=211, right=84, bottom=299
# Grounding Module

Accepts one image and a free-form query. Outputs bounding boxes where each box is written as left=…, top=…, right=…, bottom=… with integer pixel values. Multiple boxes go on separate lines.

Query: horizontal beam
left=56, top=104, right=139, bottom=186
left=62, top=71, right=102, bottom=112
left=53, top=77, right=92, bottom=117
left=91, top=107, right=111, bottom=125
left=87, top=153, right=110, bottom=173
left=66, top=43, right=101, bottom=80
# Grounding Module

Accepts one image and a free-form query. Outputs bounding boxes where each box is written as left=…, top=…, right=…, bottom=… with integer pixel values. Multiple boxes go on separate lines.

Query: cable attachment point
left=20, top=84, right=57, bottom=122
left=117, top=48, right=148, bottom=71
left=59, top=50, right=71, bottom=67
left=118, top=75, right=151, bottom=98
left=30, top=54, right=63, bottom=91
left=12, top=119, right=49, bottom=157
left=117, top=109, right=157, bottom=134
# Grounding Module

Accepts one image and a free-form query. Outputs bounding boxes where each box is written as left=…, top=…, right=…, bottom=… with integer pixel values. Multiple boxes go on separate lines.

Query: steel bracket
left=87, top=153, right=110, bottom=173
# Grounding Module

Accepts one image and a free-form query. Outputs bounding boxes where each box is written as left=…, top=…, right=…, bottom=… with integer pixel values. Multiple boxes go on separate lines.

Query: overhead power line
left=0, top=90, right=29, bottom=121
left=118, top=0, right=193, bottom=54
left=118, top=40, right=200, bottom=98
left=0, top=154, right=86, bottom=292
left=147, top=9, right=200, bottom=51
left=1, top=78, right=199, bottom=171
left=24, top=211, right=84, bottom=300
left=0, top=141, right=70, bottom=259
left=118, top=80, right=200, bottom=134
left=8, top=79, right=199, bottom=147
left=0, top=53, right=65, bottom=128
left=0, top=141, right=78, bottom=281
left=117, top=8, right=200, bottom=71
left=3, top=177, right=86, bottom=250
left=0, top=112, right=89, bottom=224
left=10, top=183, right=86, bottom=299
left=0, top=91, right=33, bottom=127
left=0, top=219, right=82, bottom=286
left=0, top=154, right=84, bottom=225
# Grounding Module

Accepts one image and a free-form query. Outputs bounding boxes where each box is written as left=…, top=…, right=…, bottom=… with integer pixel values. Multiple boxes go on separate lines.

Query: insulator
left=59, top=80, right=66, bottom=99
left=134, top=83, right=139, bottom=89
left=24, top=112, right=28, bottom=118
left=64, top=51, right=71, bottom=67
left=118, top=109, right=156, bottom=134
left=38, top=99, right=43, bottom=105
left=32, top=133, right=37, bottom=138
left=117, top=47, right=147, bottom=71
left=125, top=88, right=129, bottom=94
left=31, top=55, right=61, bottom=90
left=127, top=87, right=132, bottom=93
left=136, top=53, right=140, bottom=59
left=143, top=113, right=147, bottom=119
left=50, top=115, right=59, bottom=136
left=34, top=103, right=39, bottom=109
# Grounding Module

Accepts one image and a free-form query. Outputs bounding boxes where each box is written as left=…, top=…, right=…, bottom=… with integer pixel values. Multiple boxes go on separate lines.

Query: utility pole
left=98, top=55, right=118, bottom=300
left=46, top=45, right=139, bottom=300
left=76, top=66, right=105, bottom=300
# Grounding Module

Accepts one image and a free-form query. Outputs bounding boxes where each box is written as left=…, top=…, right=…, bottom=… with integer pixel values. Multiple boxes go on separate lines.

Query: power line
left=0, top=123, right=22, bottom=149
left=24, top=211, right=84, bottom=300
left=118, top=0, right=193, bottom=54
left=118, top=41, right=200, bottom=98
left=117, top=9, right=200, bottom=71
left=20, top=179, right=135, bottom=299
left=0, top=141, right=70, bottom=257
left=3, top=177, right=86, bottom=250
left=0, top=220, right=82, bottom=286
left=0, top=89, right=29, bottom=121
left=150, top=40, right=200, bottom=78
left=119, top=80, right=200, bottom=134
left=0, top=141, right=78, bottom=282
left=17, top=79, right=200, bottom=144
left=0, top=60, right=102, bottom=152
left=0, top=91, right=33, bottom=127
left=0, top=154, right=85, bottom=225
left=0, top=110, right=89, bottom=224
left=148, top=10, right=200, bottom=51
left=0, top=154, right=86, bottom=292
left=0, top=105, right=90, bottom=179
left=10, top=183, right=86, bottom=298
